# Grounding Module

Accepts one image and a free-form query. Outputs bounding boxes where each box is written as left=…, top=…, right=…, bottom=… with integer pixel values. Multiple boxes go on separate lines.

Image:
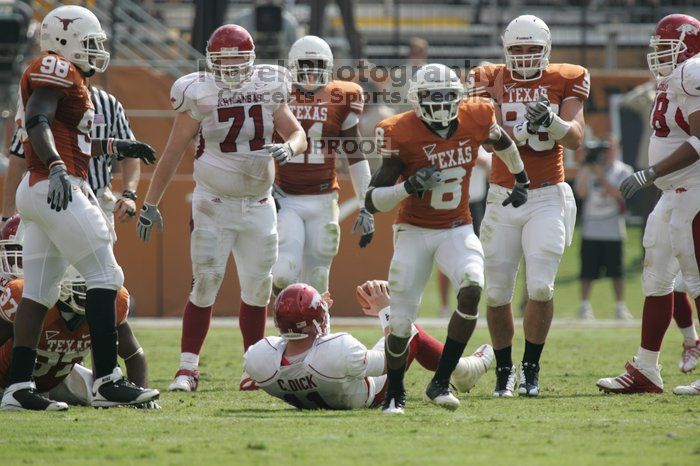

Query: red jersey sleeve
left=345, top=81, right=365, bottom=116
left=469, top=98, right=498, bottom=144
left=116, top=287, right=130, bottom=325
left=0, top=279, right=24, bottom=323
left=25, top=53, right=81, bottom=95
left=467, top=66, right=496, bottom=99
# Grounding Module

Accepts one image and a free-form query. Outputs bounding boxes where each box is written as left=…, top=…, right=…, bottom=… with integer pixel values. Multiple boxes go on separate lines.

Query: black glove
left=47, top=162, right=72, bottom=212
left=111, top=139, right=157, bottom=165
left=404, top=166, right=443, bottom=198
left=352, top=208, right=375, bottom=248
left=503, top=180, right=529, bottom=208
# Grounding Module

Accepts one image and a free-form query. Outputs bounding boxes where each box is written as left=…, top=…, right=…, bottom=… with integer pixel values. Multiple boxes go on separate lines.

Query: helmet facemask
left=59, top=270, right=87, bottom=315
left=291, top=58, right=331, bottom=90
left=77, top=33, right=110, bottom=73
left=0, top=242, right=22, bottom=278
left=207, top=49, right=255, bottom=87
left=410, top=87, right=462, bottom=128
left=647, top=35, right=688, bottom=79
left=505, top=44, right=550, bottom=81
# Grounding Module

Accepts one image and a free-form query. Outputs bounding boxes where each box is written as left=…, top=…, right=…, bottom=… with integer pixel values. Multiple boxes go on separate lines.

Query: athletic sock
left=6, top=346, right=37, bottom=385
left=239, top=302, right=267, bottom=350
left=640, top=294, right=673, bottom=352
left=181, top=300, right=213, bottom=356
left=432, top=337, right=467, bottom=382
left=386, top=365, right=405, bottom=393
left=494, top=345, right=513, bottom=370
left=179, top=352, right=200, bottom=372
left=679, top=326, right=699, bottom=347
left=412, top=325, right=443, bottom=372
left=635, top=346, right=660, bottom=370
left=523, top=340, right=545, bottom=366
left=673, top=292, right=694, bottom=330
left=85, top=288, right=118, bottom=378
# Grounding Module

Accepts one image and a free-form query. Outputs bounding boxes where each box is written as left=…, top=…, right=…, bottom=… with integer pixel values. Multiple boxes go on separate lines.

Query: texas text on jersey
left=0, top=279, right=129, bottom=392
left=244, top=333, right=384, bottom=410
left=648, top=55, right=700, bottom=190
left=17, top=51, right=94, bottom=185
left=468, top=63, right=590, bottom=189
left=275, top=81, right=365, bottom=194
left=375, top=98, right=498, bottom=229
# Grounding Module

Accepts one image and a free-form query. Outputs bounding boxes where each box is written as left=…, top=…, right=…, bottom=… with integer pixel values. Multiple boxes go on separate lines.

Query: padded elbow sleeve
left=494, top=143, right=525, bottom=174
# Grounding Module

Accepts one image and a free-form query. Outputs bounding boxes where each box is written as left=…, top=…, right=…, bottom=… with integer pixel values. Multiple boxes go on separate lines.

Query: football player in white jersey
left=596, top=14, right=700, bottom=396
left=244, top=281, right=494, bottom=411
left=135, top=25, right=307, bottom=392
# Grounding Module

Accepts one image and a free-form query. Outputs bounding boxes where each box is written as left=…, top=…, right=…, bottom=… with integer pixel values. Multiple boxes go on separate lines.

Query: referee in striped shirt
left=3, top=85, right=140, bottom=227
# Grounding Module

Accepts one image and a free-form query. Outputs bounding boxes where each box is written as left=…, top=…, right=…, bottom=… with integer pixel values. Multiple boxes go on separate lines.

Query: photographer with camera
left=575, top=134, right=634, bottom=320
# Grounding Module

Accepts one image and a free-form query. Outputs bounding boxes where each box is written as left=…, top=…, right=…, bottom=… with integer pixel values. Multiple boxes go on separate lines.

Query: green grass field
left=4, top=226, right=700, bottom=466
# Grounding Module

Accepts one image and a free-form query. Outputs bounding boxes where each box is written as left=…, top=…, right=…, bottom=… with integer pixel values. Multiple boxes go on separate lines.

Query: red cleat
left=596, top=360, right=663, bottom=394
left=239, top=371, right=259, bottom=391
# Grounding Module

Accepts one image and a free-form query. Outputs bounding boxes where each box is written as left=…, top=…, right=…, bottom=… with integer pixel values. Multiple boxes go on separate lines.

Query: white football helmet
left=39, top=5, right=109, bottom=73
left=288, top=35, right=333, bottom=88
left=59, top=266, right=87, bottom=315
left=0, top=215, right=24, bottom=279
left=407, top=63, right=464, bottom=127
left=502, top=15, right=551, bottom=81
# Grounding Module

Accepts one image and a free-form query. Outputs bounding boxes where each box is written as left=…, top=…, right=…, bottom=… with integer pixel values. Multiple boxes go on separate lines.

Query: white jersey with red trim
left=649, top=55, right=700, bottom=190
left=243, top=333, right=378, bottom=410
left=170, top=65, right=291, bottom=197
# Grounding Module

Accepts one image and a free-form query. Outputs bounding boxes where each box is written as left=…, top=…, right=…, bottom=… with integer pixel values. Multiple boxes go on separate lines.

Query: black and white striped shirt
left=10, top=86, right=135, bottom=191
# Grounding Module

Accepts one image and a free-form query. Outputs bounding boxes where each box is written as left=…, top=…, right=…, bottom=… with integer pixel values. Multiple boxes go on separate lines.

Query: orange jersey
left=467, top=63, right=589, bottom=188
left=17, top=52, right=94, bottom=185
left=376, top=98, right=497, bottom=229
left=275, top=81, right=364, bottom=194
left=0, top=278, right=129, bottom=392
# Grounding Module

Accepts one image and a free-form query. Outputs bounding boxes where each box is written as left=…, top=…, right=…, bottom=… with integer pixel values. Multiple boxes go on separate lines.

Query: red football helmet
left=0, top=214, right=24, bottom=278
left=648, top=14, right=700, bottom=79
left=274, top=284, right=329, bottom=340
left=206, top=24, right=255, bottom=87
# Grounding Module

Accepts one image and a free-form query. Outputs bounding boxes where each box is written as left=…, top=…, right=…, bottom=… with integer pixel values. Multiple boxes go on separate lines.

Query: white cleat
left=1, top=381, right=68, bottom=411
left=168, top=369, right=200, bottom=392
left=381, top=398, right=405, bottom=415
left=673, top=379, right=700, bottom=395
left=451, top=344, right=494, bottom=393
left=679, top=340, right=700, bottom=373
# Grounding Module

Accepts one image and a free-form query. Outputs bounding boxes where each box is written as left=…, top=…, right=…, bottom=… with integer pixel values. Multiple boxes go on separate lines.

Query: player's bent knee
left=485, top=284, right=513, bottom=308
left=307, top=266, right=330, bottom=294
left=388, top=314, right=413, bottom=339
left=272, top=256, right=299, bottom=291
left=84, top=264, right=124, bottom=292
left=457, top=285, right=482, bottom=315
left=642, top=271, right=675, bottom=297
left=527, top=278, right=554, bottom=302
left=241, top=274, right=273, bottom=307
left=190, top=270, right=224, bottom=307
left=317, top=222, right=340, bottom=258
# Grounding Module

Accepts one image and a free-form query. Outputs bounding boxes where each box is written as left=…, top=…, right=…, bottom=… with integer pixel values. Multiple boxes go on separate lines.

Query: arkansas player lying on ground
left=244, top=281, right=493, bottom=410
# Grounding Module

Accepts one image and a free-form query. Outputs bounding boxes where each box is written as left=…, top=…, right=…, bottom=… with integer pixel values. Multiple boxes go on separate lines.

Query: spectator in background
left=231, top=0, right=300, bottom=60
left=575, top=134, right=633, bottom=321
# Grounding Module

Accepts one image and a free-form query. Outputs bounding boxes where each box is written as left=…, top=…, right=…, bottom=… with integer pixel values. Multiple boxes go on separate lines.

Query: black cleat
left=382, top=389, right=406, bottom=414
left=92, top=367, right=159, bottom=408
left=518, top=362, right=540, bottom=397
left=424, top=378, right=460, bottom=410
left=493, top=365, right=517, bottom=397
left=1, top=381, right=68, bottom=411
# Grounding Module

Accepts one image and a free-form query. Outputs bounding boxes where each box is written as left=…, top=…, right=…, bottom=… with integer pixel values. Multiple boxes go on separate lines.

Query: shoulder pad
left=243, top=336, right=284, bottom=385
left=677, top=57, right=700, bottom=96
left=555, top=63, right=588, bottom=80
left=26, top=54, right=82, bottom=90
left=170, top=72, right=206, bottom=112
left=308, top=333, right=366, bottom=381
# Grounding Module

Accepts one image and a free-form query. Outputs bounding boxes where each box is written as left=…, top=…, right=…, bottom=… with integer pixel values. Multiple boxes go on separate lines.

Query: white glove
left=264, top=143, right=294, bottom=165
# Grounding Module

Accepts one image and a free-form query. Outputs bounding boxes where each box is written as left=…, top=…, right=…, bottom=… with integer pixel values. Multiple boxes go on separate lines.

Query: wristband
left=378, top=306, right=391, bottom=331
left=544, top=114, right=572, bottom=140
left=48, top=159, right=65, bottom=169
left=122, top=190, right=138, bottom=201
left=101, top=138, right=117, bottom=156
left=514, top=170, right=530, bottom=186
left=687, top=135, right=700, bottom=156
left=512, top=121, right=531, bottom=143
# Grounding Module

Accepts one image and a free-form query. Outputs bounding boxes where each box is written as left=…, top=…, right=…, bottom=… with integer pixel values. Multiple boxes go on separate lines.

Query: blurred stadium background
left=0, top=0, right=698, bottom=318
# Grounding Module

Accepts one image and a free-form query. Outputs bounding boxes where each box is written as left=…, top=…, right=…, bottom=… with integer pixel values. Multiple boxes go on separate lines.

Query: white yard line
left=129, top=317, right=642, bottom=330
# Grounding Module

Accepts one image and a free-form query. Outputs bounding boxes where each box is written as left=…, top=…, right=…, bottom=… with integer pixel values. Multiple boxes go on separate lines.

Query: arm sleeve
left=110, top=97, right=135, bottom=140
left=344, top=336, right=373, bottom=378
left=9, top=126, right=24, bottom=157
left=363, top=350, right=386, bottom=377
left=563, top=66, right=591, bottom=102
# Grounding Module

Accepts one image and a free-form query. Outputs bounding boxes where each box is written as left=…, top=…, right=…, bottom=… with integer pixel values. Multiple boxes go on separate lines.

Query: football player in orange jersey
left=468, top=15, right=588, bottom=397
left=0, top=217, right=157, bottom=408
left=365, top=64, right=529, bottom=413
left=1, top=6, right=157, bottom=411
left=272, top=36, right=373, bottom=296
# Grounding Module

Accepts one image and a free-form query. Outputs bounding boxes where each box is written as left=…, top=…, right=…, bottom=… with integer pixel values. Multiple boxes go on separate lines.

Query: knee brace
left=240, top=274, right=273, bottom=307
left=456, top=285, right=482, bottom=319
left=190, top=270, right=225, bottom=308
left=272, top=255, right=300, bottom=291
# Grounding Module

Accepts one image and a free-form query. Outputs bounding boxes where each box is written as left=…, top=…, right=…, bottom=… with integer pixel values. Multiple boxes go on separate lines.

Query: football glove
left=109, top=139, right=157, bottom=165
left=404, top=166, right=443, bottom=197
left=47, top=162, right=72, bottom=212
left=264, top=143, right=294, bottom=165
left=352, top=208, right=375, bottom=248
left=502, top=180, right=529, bottom=208
left=619, top=167, right=656, bottom=199
left=136, top=203, right=163, bottom=242
left=525, top=95, right=554, bottom=128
